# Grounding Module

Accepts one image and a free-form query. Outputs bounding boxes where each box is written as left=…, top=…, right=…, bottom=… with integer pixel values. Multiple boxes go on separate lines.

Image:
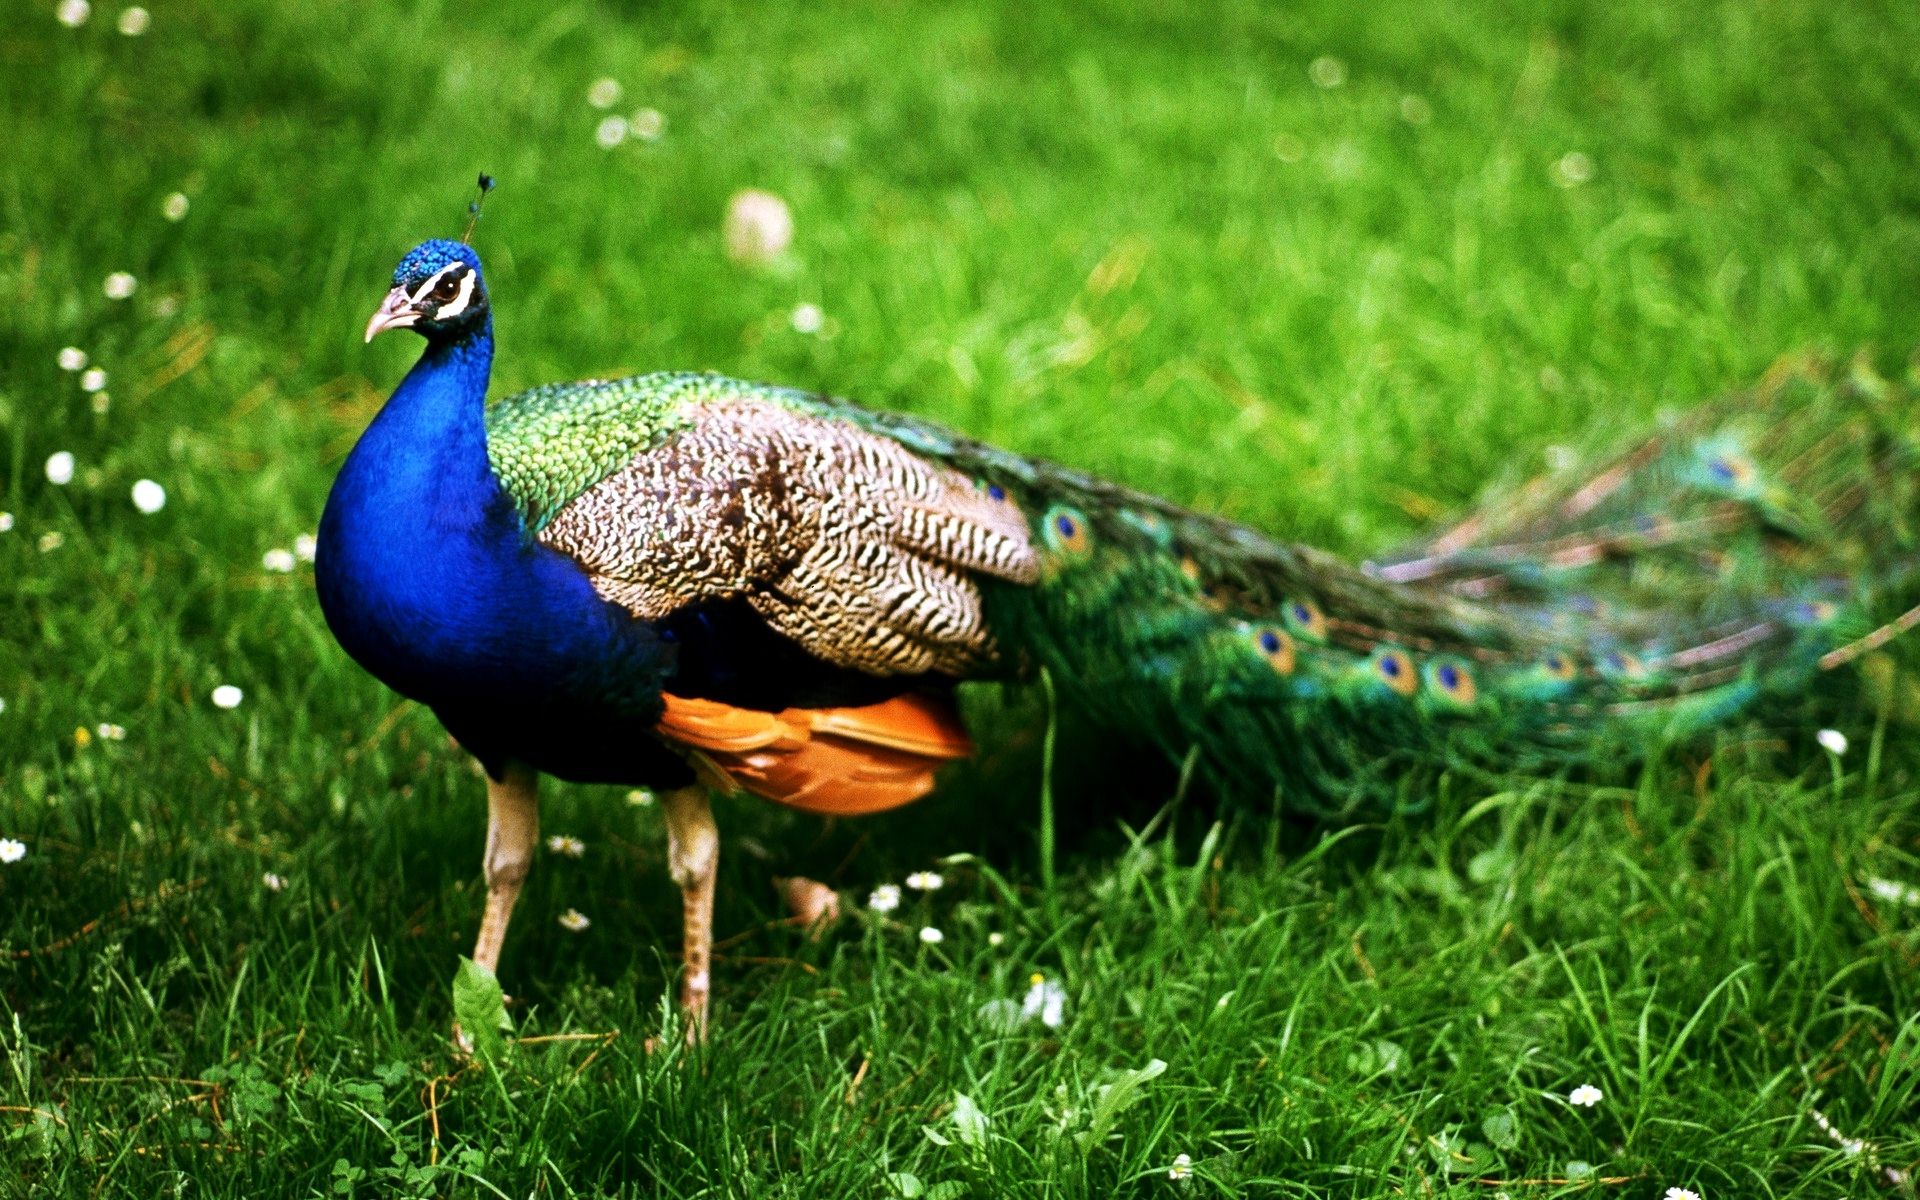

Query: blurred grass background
left=2, top=0, right=1919, bottom=1195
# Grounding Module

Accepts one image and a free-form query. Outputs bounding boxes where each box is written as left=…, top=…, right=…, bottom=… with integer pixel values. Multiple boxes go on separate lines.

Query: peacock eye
left=433, top=275, right=461, bottom=300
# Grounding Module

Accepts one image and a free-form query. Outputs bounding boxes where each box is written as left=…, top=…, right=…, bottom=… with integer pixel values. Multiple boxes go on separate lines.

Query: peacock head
left=364, top=239, right=489, bottom=345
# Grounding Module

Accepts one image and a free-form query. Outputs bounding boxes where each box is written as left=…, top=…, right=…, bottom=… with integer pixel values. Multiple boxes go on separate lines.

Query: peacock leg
left=659, top=785, right=718, bottom=1039
left=472, top=761, right=540, bottom=975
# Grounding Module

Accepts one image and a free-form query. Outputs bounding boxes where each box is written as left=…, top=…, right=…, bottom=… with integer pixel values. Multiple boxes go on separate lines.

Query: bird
left=319, top=227, right=1920, bottom=1036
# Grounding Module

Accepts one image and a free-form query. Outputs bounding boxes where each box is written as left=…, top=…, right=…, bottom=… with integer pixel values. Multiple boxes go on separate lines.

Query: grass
left=3, top=0, right=1920, bottom=1194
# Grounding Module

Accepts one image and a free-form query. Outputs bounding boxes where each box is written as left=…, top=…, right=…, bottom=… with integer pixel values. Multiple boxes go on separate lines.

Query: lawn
left=3, top=0, right=1920, bottom=1195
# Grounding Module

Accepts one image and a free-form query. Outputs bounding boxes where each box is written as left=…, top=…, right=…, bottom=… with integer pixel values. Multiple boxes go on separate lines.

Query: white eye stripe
left=406, top=263, right=462, bottom=305
left=433, top=270, right=478, bottom=320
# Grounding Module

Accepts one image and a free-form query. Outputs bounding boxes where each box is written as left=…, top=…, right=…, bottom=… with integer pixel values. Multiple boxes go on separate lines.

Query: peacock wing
left=491, top=373, right=1040, bottom=679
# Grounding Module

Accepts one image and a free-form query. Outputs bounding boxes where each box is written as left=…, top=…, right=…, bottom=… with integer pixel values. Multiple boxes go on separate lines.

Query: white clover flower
left=58, top=346, right=87, bottom=371
left=918, top=925, right=944, bottom=944
left=0, top=839, right=26, bottom=864
left=594, top=115, right=628, bottom=148
left=80, top=367, right=107, bottom=393
left=724, top=189, right=793, bottom=265
left=558, top=908, right=590, bottom=932
left=261, top=548, right=296, bottom=573
left=1308, top=56, right=1347, bottom=88
left=546, top=834, right=586, bottom=858
left=987, top=931, right=1005, bottom=947
left=293, top=532, right=318, bottom=562
left=904, top=870, right=943, bottom=892
left=262, top=872, right=286, bottom=892
left=130, top=479, right=166, bottom=514
left=625, top=787, right=654, bottom=807
left=103, top=272, right=137, bottom=300
left=55, top=0, right=90, bottom=27
left=0, top=513, right=13, bottom=533
left=45, top=451, right=75, bottom=485
left=867, top=884, right=901, bottom=913
left=1816, top=728, right=1848, bottom=756
left=1568, top=1084, right=1603, bottom=1107
left=1867, top=877, right=1920, bottom=906
left=630, top=107, right=665, bottom=141
left=116, top=6, right=148, bottom=35
left=790, top=302, right=825, bottom=334
left=586, top=77, right=622, bottom=109
left=1663, top=1189, right=1701, bottom=1200
left=1168, top=1153, right=1193, bottom=1181
left=95, top=722, right=126, bottom=741
left=210, top=684, right=243, bottom=710
left=38, top=531, right=64, bottom=552
left=161, top=191, right=189, bottom=221
left=1021, top=973, right=1068, bottom=1028
left=1553, top=151, right=1595, bottom=187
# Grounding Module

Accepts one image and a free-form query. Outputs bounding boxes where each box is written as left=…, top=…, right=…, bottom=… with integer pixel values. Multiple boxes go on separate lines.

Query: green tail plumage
left=850, top=354, right=1920, bottom=817
left=483, top=354, right=1920, bottom=819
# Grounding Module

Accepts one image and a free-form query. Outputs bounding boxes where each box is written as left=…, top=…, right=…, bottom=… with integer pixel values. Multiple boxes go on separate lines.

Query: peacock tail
left=481, top=354, right=1920, bottom=819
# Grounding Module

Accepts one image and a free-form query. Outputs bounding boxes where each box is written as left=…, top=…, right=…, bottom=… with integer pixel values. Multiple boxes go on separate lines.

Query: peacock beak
left=363, top=286, right=420, bottom=342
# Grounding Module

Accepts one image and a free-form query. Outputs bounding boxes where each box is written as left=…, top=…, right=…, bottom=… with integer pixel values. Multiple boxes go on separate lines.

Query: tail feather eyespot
left=1425, top=658, right=1477, bottom=705
left=1541, top=650, right=1577, bottom=681
left=1282, top=597, right=1329, bottom=642
left=1039, top=505, right=1093, bottom=558
left=1247, top=624, right=1297, bottom=675
left=1369, top=647, right=1419, bottom=697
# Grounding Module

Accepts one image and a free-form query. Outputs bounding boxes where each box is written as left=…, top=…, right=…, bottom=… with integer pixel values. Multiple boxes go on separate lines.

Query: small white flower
left=1021, top=973, right=1068, bottom=1028
left=130, top=479, right=166, bottom=514
left=1308, top=56, right=1347, bottom=88
left=103, top=271, right=138, bottom=300
left=724, top=189, right=794, bottom=265
left=210, top=684, right=243, bottom=710
left=45, top=451, right=75, bottom=485
left=261, top=548, right=296, bottom=573
left=95, top=722, right=126, bottom=741
left=1867, top=876, right=1920, bottom=906
left=262, top=872, right=286, bottom=892
left=293, top=532, right=318, bottom=562
left=625, top=787, right=654, bottom=807
left=161, top=191, right=189, bottom=221
left=987, top=931, right=1005, bottom=947
left=55, top=0, right=90, bottom=27
left=80, top=367, right=108, bottom=393
left=1816, top=728, right=1848, bottom=756
left=1568, top=1084, right=1603, bottom=1107
left=58, top=346, right=88, bottom=371
left=586, top=77, right=622, bottom=109
left=1552, top=151, right=1595, bottom=187
left=630, top=107, right=665, bottom=140
left=867, top=884, right=901, bottom=913
left=116, top=6, right=148, bottom=35
left=904, top=870, right=944, bottom=892
left=0, top=513, right=13, bottom=533
left=918, top=925, right=944, bottom=944
left=594, top=115, right=628, bottom=148
left=1168, top=1153, right=1194, bottom=1181
left=546, top=834, right=586, bottom=858
left=0, top=839, right=26, bottom=864
left=790, top=302, right=825, bottom=334
left=38, top=531, right=64, bottom=552
left=558, top=908, right=590, bottom=932
left=1662, top=1189, right=1701, bottom=1200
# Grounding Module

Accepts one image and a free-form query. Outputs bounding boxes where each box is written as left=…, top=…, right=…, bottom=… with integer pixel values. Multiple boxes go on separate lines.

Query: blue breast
left=316, top=327, right=679, bottom=780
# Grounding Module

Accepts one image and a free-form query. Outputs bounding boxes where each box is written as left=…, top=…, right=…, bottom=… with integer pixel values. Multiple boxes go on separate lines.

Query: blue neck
left=318, top=321, right=671, bottom=720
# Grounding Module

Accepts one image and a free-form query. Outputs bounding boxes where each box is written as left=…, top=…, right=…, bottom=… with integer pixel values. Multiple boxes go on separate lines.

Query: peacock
left=318, top=222, right=1920, bottom=1035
